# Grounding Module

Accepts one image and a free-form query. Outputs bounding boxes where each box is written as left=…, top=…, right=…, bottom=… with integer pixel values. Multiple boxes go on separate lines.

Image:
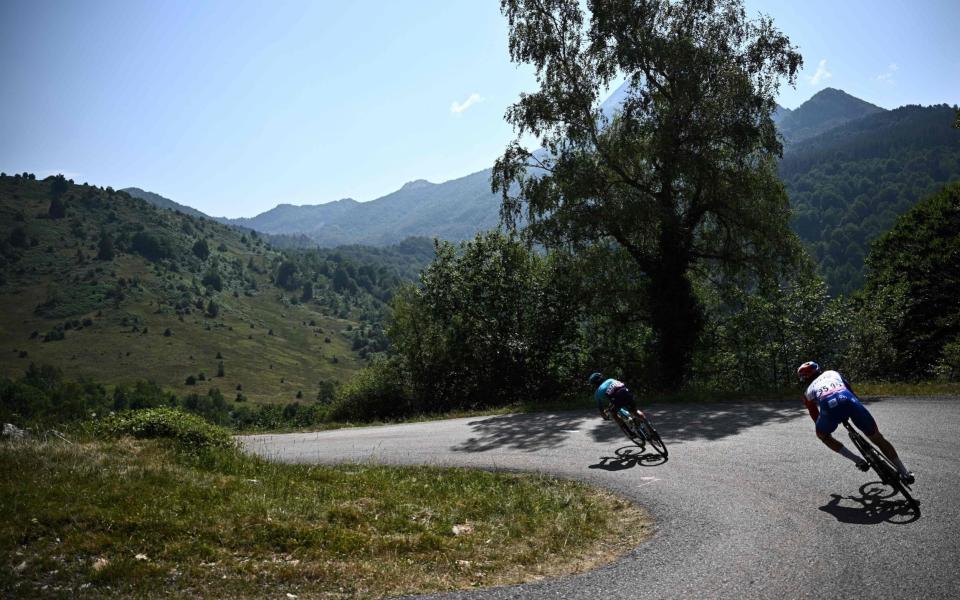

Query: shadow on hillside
left=451, top=412, right=588, bottom=452
left=590, top=401, right=807, bottom=445
left=452, top=400, right=814, bottom=453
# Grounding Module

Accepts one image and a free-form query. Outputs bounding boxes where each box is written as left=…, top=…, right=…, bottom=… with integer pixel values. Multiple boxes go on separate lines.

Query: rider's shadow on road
left=589, top=446, right=667, bottom=471
left=819, top=484, right=921, bottom=524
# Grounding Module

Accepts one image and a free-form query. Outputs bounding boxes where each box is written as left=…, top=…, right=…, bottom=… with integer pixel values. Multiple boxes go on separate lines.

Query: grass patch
left=855, top=381, right=960, bottom=397
left=1, top=436, right=651, bottom=599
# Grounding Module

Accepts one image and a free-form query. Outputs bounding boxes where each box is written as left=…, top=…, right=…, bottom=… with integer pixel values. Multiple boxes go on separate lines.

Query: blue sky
left=1, top=0, right=957, bottom=218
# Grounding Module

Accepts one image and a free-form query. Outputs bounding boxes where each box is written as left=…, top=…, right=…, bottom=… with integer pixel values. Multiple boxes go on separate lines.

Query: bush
left=328, top=357, right=413, bottom=421
left=96, top=408, right=234, bottom=452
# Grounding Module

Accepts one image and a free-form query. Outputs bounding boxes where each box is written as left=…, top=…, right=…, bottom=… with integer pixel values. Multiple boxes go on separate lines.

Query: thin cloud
left=450, top=93, right=484, bottom=115
left=876, top=63, right=899, bottom=84
left=807, top=59, right=833, bottom=85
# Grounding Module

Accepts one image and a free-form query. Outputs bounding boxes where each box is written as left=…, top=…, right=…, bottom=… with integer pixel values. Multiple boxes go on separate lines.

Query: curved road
left=241, top=397, right=960, bottom=599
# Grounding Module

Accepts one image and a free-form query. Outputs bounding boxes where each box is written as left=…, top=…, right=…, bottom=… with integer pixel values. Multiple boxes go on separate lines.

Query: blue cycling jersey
left=595, top=378, right=628, bottom=410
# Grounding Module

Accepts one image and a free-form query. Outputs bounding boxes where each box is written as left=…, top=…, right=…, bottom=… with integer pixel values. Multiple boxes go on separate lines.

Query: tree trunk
left=648, top=228, right=703, bottom=390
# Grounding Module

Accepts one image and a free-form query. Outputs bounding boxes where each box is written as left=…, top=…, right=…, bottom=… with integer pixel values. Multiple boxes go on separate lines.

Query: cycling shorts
left=610, top=387, right=637, bottom=411
left=815, top=392, right=877, bottom=436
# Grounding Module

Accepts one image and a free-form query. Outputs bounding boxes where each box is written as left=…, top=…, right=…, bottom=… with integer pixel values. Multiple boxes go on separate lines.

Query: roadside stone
left=2, top=423, right=29, bottom=440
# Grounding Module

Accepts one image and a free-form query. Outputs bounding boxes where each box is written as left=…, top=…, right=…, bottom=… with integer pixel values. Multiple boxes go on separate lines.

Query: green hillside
left=0, top=173, right=399, bottom=404
left=781, top=104, right=960, bottom=294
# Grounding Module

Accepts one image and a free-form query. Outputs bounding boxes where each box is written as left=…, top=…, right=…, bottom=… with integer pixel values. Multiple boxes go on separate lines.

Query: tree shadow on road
left=451, top=400, right=810, bottom=453
left=590, top=401, right=805, bottom=445
left=588, top=445, right=667, bottom=471
left=451, top=412, right=589, bottom=452
left=819, top=483, right=921, bottom=524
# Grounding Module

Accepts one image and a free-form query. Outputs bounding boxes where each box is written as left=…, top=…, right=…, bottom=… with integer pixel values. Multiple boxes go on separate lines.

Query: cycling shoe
left=900, top=471, right=915, bottom=485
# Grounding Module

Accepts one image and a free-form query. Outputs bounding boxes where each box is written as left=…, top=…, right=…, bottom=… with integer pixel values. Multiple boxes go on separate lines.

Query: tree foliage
left=386, top=233, right=581, bottom=413
left=783, top=105, right=960, bottom=294
left=861, top=182, right=960, bottom=379
left=493, top=0, right=802, bottom=387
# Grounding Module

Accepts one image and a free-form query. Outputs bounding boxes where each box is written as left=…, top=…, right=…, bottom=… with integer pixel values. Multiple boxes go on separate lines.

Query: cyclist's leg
left=614, top=388, right=645, bottom=421
left=852, top=398, right=912, bottom=478
left=816, top=407, right=864, bottom=467
left=814, top=410, right=843, bottom=451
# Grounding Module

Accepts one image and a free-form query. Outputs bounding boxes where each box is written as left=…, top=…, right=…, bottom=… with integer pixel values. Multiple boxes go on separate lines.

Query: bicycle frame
left=841, top=419, right=918, bottom=509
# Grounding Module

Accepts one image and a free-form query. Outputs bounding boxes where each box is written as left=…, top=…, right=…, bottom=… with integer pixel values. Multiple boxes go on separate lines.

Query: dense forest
left=783, top=104, right=960, bottom=294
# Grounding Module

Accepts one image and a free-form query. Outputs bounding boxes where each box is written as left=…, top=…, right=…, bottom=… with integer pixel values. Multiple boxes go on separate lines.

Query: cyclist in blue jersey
left=589, top=372, right=645, bottom=424
left=797, top=361, right=914, bottom=484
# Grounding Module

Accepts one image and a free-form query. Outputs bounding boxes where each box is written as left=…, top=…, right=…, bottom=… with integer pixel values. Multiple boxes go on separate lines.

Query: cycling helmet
left=588, top=372, right=603, bottom=386
left=796, top=361, right=821, bottom=382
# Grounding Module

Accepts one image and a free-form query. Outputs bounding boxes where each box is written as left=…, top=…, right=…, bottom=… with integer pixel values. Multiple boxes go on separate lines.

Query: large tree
left=862, top=182, right=960, bottom=379
left=493, top=0, right=802, bottom=387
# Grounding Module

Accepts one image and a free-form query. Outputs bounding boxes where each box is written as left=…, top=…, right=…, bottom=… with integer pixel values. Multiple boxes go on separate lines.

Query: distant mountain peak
left=401, top=179, right=434, bottom=191
left=777, top=87, right=884, bottom=144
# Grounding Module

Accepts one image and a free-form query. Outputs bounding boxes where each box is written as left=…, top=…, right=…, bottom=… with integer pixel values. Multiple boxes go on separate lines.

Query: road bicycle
left=609, top=406, right=668, bottom=458
left=842, top=419, right=918, bottom=510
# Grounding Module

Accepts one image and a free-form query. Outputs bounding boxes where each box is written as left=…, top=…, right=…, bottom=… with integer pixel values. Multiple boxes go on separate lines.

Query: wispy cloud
left=450, top=93, right=484, bottom=115
left=807, top=59, right=833, bottom=86
left=876, top=63, right=899, bottom=84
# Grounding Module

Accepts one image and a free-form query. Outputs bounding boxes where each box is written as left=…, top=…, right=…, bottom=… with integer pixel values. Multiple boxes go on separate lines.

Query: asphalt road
left=240, top=397, right=960, bottom=600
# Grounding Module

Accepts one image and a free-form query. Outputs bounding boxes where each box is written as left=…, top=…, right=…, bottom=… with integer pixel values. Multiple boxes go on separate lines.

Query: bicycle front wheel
left=869, top=446, right=919, bottom=510
left=855, top=436, right=919, bottom=510
left=639, top=418, right=668, bottom=458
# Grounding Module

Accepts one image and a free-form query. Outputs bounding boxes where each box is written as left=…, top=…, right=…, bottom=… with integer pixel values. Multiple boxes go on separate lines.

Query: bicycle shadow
left=818, top=483, right=921, bottom=524
left=588, top=445, right=668, bottom=471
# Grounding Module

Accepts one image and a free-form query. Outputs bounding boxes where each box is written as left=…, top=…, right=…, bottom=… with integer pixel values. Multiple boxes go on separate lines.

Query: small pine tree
left=97, top=231, right=115, bottom=261
left=48, top=196, right=66, bottom=219
left=217, top=360, right=225, bottom=377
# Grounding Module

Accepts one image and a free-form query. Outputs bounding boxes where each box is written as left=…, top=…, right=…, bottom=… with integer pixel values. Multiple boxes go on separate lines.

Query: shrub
left=96, top=408, right=234, bottom=451
left=192, top=239, right=210, bottom=260
left=130, top=231, right=173, bottom=262
left=328, top=357, right=413, bottom=421
left=185, top=375, right=197, bottom=385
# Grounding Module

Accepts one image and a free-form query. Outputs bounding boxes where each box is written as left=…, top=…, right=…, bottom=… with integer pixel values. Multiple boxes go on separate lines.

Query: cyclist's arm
left=803, top=396, right=819, bottom=422
left=841, top=374, right=855, bottom=395
left=595, top=389, right=608, bottom=417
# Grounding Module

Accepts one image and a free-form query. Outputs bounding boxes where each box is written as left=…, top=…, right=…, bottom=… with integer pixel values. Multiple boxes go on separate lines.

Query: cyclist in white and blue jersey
left=797, top=361, right=914, bottom=484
